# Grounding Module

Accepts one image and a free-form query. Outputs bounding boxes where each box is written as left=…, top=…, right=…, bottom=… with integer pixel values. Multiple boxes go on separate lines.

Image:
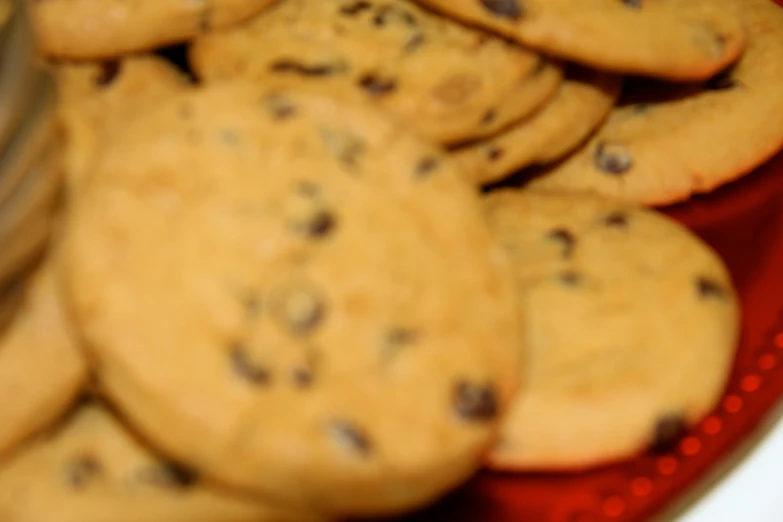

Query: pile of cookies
left=0, top=0, right=780, bottom=519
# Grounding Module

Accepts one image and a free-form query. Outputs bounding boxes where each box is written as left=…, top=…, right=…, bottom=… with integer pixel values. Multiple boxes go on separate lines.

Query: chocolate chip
left=594, top=142, right=633, bottom=175
left=604, top=211, right=630, bottom=228
left=487, top=146, right=504, bottom=162
left=404, top=33, right=426, bottom=53
left=139, top=462, right=199, bottom=488
left=327, top=420, right=372, bottom=456
left=339, top=0, right=372, bottom=15
left=264, top=94, right=298, bottom=120
left=272, top=285, right=326, bottom=335
left=358, top=74, right=397, bottom=96
left=697, top=277, right=728, bottom=299
left=651, top=415, right=686, bottom=452
left=547, top=228, right=576, bottom=258
left=621, top=0, right=643, bottom=8
left=269, top=60, right=343, bottom=77
left=230, top=344, right=272, bottom=385
left=298, top=209, right=337, bottom=239
left=415, top=157, right=439, bottom=178
left=453, top=381, right=499, bottom=422
left=481, top=109, right=497, bottom=126
left=480, top=0, right=523, bottom=20
left=558, top=271, right=583, bottom=286
left=705, top=69, right=741, bottom=91
left=64, top=455, right=103, bottom=488
left=95, top=61, right=121, bottom=87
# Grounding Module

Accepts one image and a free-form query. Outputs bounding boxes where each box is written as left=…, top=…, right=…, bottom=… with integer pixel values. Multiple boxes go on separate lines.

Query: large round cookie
left=30, top=0, right=277, bottom=59
left=0, top=402, right=320, bottom=522
left=63, top=81, right=522, bottom=516
left=411, top=0, right=746, bottom=81
left=55, top=55, right=193, bottom=191
left=528, top=0, right=783, bottom=206
left=0, top=261, right=88, bottom=460
left=483, top=189, right=739, bottom=470
left=190, top=0, right=562, bottom=145
left=455, top=67, right=621, bottom=186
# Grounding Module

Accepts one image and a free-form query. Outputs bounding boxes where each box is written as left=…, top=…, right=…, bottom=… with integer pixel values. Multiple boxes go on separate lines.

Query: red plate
left=395, top=115, right=783, bottom=521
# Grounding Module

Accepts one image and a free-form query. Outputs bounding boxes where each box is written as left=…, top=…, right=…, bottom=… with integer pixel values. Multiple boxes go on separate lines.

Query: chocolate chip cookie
left=529, top=0, right=783, bottom=206
left=190, top=0, right=562, bottom=144
left=0, top=261, right=88, bottom=460
left=0, top=402, right=321, bottom=522
left=30, top=0, right=278, bottom=59
left=55, top=55, right=193, bottom=191
left=63, top=81, right=522, bottom=517
left=411, top=0, right=746, bottom=81
left=455, top=67, right=621, bottom=186
left=483, top=189, right=739, bottom=470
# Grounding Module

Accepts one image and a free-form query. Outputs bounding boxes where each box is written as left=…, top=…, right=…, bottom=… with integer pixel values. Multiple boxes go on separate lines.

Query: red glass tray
left=396, top=125, right=783, bottom=519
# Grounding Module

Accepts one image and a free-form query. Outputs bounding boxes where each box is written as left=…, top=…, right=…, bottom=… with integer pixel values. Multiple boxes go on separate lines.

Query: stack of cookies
left=0, top=0, right=780, bottom=519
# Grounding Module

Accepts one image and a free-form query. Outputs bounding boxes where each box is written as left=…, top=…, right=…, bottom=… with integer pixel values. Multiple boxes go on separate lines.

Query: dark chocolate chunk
left=594, top=142, right=633, bottom=175
left=291, top=367, right=314, bottom=388
left=453, top=381, right=499, bottom=422
left=272, top=286, right=326, bottom=335
left=480, top=0, right=524, bottom=20
left=95, top=61, right=121, bottom=87
left=604, top=211, right=630, bottom=228
left=651, top=415, right=686, bottom=452
left=64, top=455, right=103, bottom=488
left=705, top=69, right=742, bottom=91
left=230, top=344, right=272, bottom=385
left=415, top=157, right=439, bottom=178
left=358, top=74, right=398, bottom=96
left=547, top=228, right=576, bottom=258
left=697, top=277, right=728, bottom=299
left=269, top=60, right=342, bottom=77
left=139, top=462, right=199, bottom=488
left=339, top=0, right=372, bottom=15
left=327, top=420, right=373, bottom=456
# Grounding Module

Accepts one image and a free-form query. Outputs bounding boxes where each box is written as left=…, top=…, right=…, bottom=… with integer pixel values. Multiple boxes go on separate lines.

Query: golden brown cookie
left=54, top=55, right=193, bottom=191
left=63, top=81, right=522, bottom=517
left=528, top=0, right=783, bottom=206
left=0, top=402, right=322, bottom=522
left=483, top=189, right=740, bottom=470
left=411, top=0, right=746, bottom=81
left=0, top=261, right=88, bottom=460
left=30, top=0, right=278, bottom=59
left=190, top=0, right=562, bottom=145
left=455, top=67, right=621, bottom=186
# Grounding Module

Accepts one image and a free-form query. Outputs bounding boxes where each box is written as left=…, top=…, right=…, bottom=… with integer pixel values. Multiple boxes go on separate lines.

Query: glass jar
left=0, top=0, right=63, bottom=323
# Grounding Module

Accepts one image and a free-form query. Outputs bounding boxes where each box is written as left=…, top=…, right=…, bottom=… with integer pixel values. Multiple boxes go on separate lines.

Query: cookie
left=527, top=0, right=783, bottom=206
left=63, top=81, right=522, bottom=516
left=455, top=67, right=621, bottom=186
left=54, top=55, right=193, bottom=191
left=0, top=260, right=88, bottom=460
left=482, top=189, right=739, bottom=470
left=190, top=0, right=562, bottom=145
left=0, top=402, right=322, bottom=522
left=30, top=0, right=278, bottom=59
left=411, top=0, right=746, bottom=81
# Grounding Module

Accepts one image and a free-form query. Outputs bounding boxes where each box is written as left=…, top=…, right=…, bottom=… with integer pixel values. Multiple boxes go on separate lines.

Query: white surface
left=677, top=415, right=783, bottom=522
